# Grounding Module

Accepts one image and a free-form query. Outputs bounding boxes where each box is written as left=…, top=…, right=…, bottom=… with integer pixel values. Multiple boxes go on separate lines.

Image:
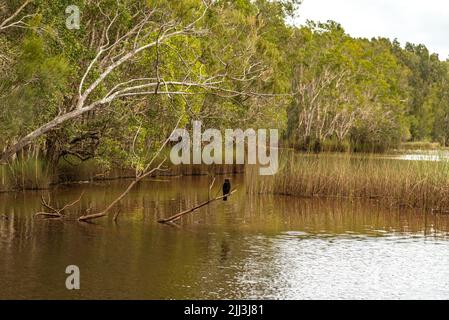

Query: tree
left=1, top=0, right=288, bottom=166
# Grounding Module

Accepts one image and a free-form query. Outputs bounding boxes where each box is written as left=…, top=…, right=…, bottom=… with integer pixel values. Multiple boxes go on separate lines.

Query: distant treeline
left=286, top=21, right=449, bottom=152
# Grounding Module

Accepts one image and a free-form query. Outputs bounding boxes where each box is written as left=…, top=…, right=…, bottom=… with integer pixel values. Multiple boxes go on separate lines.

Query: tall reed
left=0, top=157, right=51, bottom=191
left=246, top=152, right=449, bottom=211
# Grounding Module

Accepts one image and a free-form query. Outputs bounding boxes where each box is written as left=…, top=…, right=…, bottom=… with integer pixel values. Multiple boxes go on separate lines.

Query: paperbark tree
left=0, top=0, right=275, bottom=164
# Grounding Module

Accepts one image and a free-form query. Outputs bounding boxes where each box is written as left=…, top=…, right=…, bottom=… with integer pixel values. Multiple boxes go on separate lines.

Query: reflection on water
left=1, top=176, right=449, bottom=300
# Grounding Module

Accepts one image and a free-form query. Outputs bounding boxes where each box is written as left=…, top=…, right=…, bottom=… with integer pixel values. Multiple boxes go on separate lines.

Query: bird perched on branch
left=222, top=179, right=231, bottom=201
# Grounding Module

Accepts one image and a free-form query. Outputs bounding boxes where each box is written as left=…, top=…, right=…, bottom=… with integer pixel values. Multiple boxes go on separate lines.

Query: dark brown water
left=1, top=175, right=449, bottom=300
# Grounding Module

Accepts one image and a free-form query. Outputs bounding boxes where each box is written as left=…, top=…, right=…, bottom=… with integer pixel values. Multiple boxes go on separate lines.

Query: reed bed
left=246, top=152, right=449, bottom=211
left=0, top=154, right=244, bottom=191
left=0, top=157, right=51, bottom=191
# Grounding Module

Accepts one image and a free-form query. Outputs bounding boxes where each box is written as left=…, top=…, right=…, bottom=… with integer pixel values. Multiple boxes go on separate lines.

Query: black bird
left=222, top=179, right=231, bottom=201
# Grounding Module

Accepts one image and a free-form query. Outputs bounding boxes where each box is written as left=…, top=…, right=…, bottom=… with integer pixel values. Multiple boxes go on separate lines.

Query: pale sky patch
left=294, top=0, right=449, bottom=60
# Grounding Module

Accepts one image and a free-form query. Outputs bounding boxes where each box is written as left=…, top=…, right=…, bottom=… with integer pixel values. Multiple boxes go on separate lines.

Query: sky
left=294, top=0, right=449, bottom=60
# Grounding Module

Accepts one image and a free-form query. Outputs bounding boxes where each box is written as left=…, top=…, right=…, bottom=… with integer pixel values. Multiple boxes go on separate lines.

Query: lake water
left=1, top=175, right=449, bottom=300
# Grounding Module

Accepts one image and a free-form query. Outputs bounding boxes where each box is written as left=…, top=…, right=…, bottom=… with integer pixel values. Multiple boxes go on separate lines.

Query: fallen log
left=158, top=189, right=237, bottom=224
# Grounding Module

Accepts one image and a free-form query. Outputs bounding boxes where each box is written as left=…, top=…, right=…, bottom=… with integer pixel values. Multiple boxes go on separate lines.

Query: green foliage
left=1, top=33, right=70, bottom=146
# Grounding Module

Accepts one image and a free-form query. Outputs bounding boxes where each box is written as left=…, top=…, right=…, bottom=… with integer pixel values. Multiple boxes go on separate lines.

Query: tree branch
left=158, top=189, right=237, bottom=224
left=34, top=192, right=84, bottom=219
left=0, top=0, right=33, bottom=31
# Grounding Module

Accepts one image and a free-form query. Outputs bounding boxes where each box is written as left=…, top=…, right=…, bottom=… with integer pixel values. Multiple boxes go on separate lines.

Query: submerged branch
left=34, top=192, right=84, bottom=219
left=158, top=189, right=237, bottom=224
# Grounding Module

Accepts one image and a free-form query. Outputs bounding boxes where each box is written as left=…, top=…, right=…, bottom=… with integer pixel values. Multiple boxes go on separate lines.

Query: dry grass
left=246, top=152, right=449, bottom=211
